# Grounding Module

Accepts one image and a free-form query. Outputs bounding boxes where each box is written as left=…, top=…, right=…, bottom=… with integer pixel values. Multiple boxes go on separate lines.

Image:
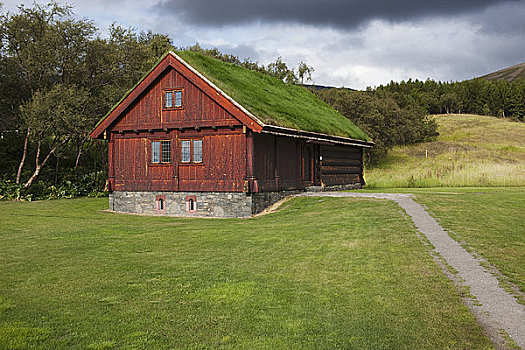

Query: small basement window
left=156, top=195, right=166, bottom=212
left=186, top=196, right=197, bottom=213
left=151, top=140, right=171, bottom=164
left=164, top=90, right=182, bottom=109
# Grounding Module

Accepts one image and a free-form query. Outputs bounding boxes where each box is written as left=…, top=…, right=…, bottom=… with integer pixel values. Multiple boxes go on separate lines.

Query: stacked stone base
left=110, top=191, right=298, bottom=218
left=110, top=184, right=362, bottom=218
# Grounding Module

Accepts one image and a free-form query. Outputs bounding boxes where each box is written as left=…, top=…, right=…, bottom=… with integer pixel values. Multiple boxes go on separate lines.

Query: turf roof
left=176, top=51, right=369, bottom=141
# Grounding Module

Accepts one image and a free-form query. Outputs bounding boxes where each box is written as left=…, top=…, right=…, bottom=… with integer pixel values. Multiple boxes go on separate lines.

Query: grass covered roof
left=176, top=51, right=369, bottom=141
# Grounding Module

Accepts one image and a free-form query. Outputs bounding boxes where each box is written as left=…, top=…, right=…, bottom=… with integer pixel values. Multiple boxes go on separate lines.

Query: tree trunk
left=16, top=127, right=31, bottom=184
left=24, top=139, right=67, bottom=189
left=54, top=153, right=60, bottom=184
left=74, top=139, right=83, bottom=177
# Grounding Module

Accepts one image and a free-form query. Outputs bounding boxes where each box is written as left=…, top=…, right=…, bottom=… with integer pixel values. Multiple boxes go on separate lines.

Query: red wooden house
left=91, top=51, right=373, bottom=217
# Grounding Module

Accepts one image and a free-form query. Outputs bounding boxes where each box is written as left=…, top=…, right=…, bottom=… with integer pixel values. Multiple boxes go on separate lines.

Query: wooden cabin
left=90, top=51, right=373, bottom=217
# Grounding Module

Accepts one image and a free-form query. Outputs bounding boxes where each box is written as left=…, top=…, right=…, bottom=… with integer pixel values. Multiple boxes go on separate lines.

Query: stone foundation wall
left=110, top=185, right=361, bottom=218
left=110, top=191, right=253, bottom=218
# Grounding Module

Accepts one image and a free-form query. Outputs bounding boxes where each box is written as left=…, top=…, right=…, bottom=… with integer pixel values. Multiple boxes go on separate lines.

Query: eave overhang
left=261, top=125, right=374, bottom=148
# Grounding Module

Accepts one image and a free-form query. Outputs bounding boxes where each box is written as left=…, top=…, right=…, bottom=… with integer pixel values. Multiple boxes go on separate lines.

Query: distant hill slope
left=480, top=63, right=525, bottom=82
left=365, top=114, right=525, bottom=188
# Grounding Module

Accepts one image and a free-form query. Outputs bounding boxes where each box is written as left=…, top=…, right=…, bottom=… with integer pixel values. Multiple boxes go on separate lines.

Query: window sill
left=179, top=163, right=204, bottom=166
left=150, top=163, right=172, bottom=167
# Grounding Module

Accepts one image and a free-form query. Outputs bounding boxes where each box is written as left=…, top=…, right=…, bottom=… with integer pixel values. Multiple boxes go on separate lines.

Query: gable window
left=151, top=140, right=171, bottom=163
left=180, top=139, right=203, bottom=164
left=164, top=90, right=182, bottom=109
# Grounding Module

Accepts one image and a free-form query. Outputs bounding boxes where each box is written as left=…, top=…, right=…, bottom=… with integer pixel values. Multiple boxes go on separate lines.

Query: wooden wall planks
left=116, top=66, right=233, bottom=131
left=111, top=129, right=246, bottom=192
left=320, top=145, right=363, bottom=186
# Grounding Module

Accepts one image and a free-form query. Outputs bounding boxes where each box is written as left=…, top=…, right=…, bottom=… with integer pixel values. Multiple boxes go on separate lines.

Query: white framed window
left=180, top=139, right=203, bottom=164
left=161, top=141, right=171, bottom=163
left=181, top=140, right=191, bottom=163
left=152, top=141, right=160, bottom=163
left=174, top=91, right=182, bottom=107
left=164, top=90, right=182, bottom=109
left=193, top=140, right=202, bottom=163
left=165, top=91, right=173, bottom=108
left=151, top=140, right=171, bottom=164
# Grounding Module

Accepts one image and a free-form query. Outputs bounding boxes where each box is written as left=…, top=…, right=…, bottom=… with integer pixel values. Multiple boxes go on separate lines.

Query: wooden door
left=302, top=145, right=313, bottom=185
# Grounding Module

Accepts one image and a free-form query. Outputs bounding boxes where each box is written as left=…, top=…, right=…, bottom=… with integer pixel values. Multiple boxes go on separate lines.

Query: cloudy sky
left=2, top=0, right=524, bottom=89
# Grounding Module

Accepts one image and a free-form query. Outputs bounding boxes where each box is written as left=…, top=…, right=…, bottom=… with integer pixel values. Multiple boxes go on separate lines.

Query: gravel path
left=299, top=192, right=525, bottom=349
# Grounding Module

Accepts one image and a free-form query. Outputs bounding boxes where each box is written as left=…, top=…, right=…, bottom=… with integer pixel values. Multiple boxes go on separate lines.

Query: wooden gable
left=90, top=52, right=263, bottom=139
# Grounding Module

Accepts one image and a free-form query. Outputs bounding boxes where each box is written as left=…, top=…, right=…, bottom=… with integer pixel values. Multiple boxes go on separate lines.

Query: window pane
left=181, top=140, right=191, bottom=163
left=193, top=140, right=202, bottom=163
left=174, top=91, right=182, bottom=107
left=161, top=140, right=171, bottom=163
left=165, top=92, right=173, bottom=108
left=151, top=141, right=160, bottom=163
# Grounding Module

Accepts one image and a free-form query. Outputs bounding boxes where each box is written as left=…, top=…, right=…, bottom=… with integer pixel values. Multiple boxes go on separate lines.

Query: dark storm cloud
left=155, top=0, right=515, bottom=29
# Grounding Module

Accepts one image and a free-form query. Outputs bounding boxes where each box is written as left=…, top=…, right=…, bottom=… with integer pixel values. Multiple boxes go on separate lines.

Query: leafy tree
left=439, top=92, right=461, bottom=114
left=19, top=84, right=88, bottom=188
left=0, top=2, right=93, bottom=184
left=0, top=2, right=171, bottom=192
left=316, top=88, right=438, bottom=164
left=297, top=62, right=314, bottom=85
left=267, top=56, right=290, bottom=81
left=284, top=69, right=298, bottom=84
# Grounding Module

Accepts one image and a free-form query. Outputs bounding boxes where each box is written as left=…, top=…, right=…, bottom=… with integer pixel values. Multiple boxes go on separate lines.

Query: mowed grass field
left=0, top=197, right=493, bottom=349
left=360, top=187, right=525, bottom=297
left=413, top=188, right=525, bottom=296
left=366, top=114, right=525, bottom=188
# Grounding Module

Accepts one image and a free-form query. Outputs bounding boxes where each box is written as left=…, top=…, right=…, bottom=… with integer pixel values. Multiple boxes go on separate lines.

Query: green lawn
left=0, top=197, right=492, bottom=349
left=412, top=188, right=524, bottom=295
left=358, top=187, right=525, bottom=296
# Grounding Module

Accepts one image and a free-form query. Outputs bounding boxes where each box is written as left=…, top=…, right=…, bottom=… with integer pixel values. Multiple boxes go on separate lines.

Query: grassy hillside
left=481, top=62, right=525, bottom=81
left=365, top=114, right=525, bottom=188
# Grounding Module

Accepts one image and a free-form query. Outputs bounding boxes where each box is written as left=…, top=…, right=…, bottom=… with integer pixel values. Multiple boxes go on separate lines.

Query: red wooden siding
left=253, top=134, right=316, bottom=192
left=178, top=130, right=246, bottom=192
left=115, top=67, right=239, bottom=132
left=253, top=133, right=276, bottom=191
left=252, top=134, right=363, bottom=191
left=112, top=135, right=174, bottom=191
left=110, top=129, right=246, bottom=192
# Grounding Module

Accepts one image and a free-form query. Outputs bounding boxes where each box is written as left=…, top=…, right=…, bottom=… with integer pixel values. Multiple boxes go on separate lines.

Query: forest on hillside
left=0, top=3, right=522, bottom=200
